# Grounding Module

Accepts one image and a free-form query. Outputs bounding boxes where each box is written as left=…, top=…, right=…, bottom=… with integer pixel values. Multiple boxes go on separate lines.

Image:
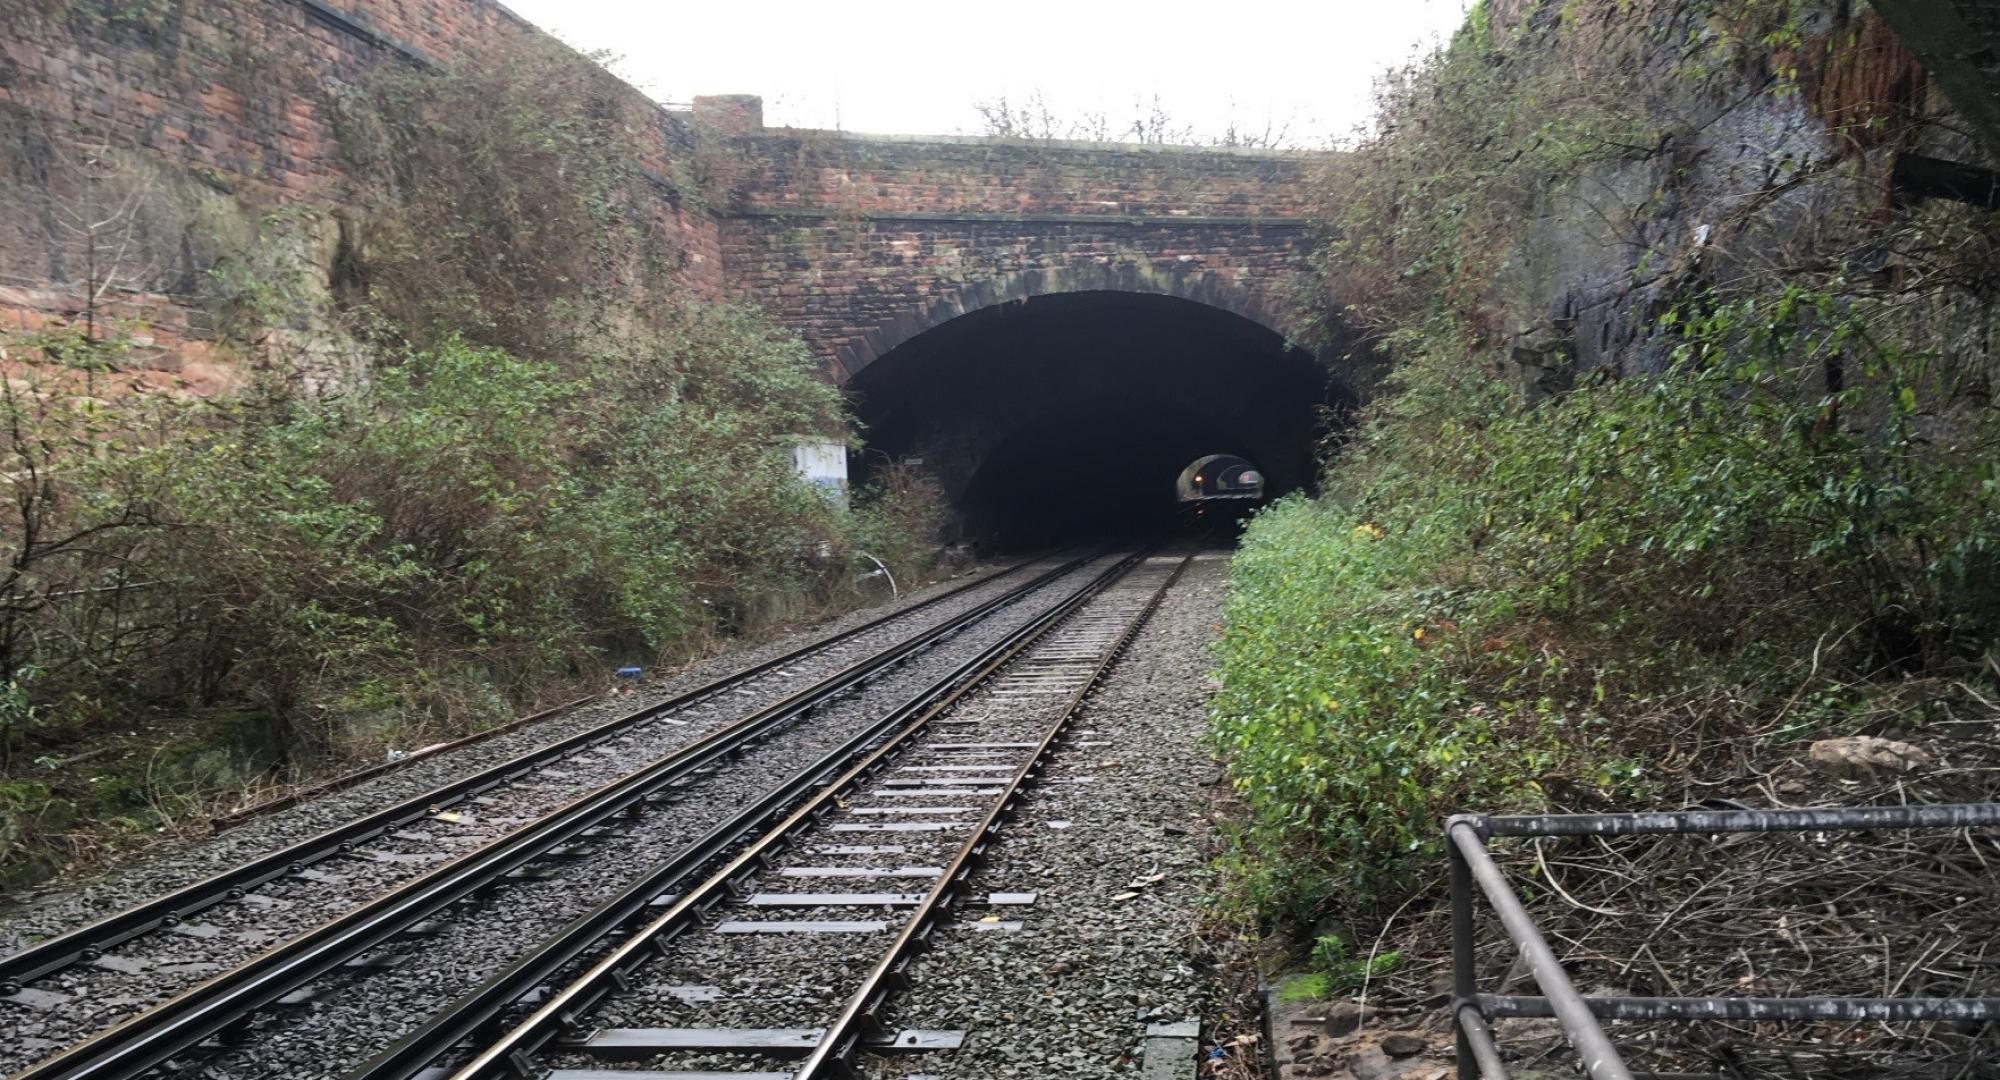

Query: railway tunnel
left=844, top=289, right=1352, bottom=548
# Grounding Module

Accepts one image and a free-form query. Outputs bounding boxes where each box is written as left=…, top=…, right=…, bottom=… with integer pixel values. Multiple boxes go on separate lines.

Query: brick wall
left=0, top=4, right=1322, bottom=383
left=0, top=1, right=542, bottom=201
left=0, top=0, right=721, bottom=362
left=714, top=131, right=1321, bottom=378
left=725, top=131, right=1315, bottom=218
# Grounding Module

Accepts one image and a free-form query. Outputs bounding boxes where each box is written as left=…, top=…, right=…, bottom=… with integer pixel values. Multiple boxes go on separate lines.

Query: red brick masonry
left=0, top=1, right=1322, bottom=380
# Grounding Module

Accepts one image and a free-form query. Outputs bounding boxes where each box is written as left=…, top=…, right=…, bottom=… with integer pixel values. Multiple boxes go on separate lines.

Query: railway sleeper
left=557, top=1025, right=965, bottom=1058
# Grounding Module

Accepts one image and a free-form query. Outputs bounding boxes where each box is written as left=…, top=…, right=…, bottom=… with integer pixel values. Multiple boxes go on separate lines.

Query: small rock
left=1163, top=823, right=1187, bottom=836
left=1347, top=1048, right=1410, bottom=1080
left=1324, top=1001, right=1376, bottom=1036
left=1287, top=1032, right=1322, bottom=1055
left=1807, top=736, right=1934, bottom=778
left=1381, top=1033, right=1426, bottom=1058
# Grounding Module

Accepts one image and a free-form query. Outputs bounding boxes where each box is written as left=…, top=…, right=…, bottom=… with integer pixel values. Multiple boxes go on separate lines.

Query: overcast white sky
left=500, top=0, right=1474, bottom=147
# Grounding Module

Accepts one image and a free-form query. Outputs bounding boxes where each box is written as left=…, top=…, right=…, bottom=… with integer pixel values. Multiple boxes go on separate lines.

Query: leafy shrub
left=1276, top=936, right=1403, bottom=1003
left=1214, top=286, right=2000, bottom=923
left=1212, top=494, right=1574, bottom=917
left=842, top=461, right=951, bottom=593
left=1213, top=0, right=2000, bottom=934
left=0, top=313, right=893, bottom=883
left=0, top=26, right=947, bottom=888
left=1313, top=935, right=1401, bottom=991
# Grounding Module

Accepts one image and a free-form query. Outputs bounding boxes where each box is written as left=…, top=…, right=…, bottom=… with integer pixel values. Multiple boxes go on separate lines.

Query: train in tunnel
left=842, top=290, right=1343, bottom=549
left=1175, top=454, right=1265, bottom=504
left=1174, top=453, right=1267, bottom=532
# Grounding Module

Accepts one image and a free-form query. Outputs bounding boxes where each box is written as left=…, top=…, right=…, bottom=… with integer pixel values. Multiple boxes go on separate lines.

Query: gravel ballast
left=0, top=555, right=1102, bottom=1075
left=1, top=548, right=1233, bottom=1079
left=188, top=555, right=1130, bottom=1080
left=869, top=551, right=1229, bottom=1078
left=332, top=548, right=1225, bottom=1080
left=500, top=553, right=1201, bottom=1079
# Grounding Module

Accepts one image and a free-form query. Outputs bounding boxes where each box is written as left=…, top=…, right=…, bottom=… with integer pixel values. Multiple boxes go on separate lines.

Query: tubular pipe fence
left=1446, top=802, right=2000, bottom=1080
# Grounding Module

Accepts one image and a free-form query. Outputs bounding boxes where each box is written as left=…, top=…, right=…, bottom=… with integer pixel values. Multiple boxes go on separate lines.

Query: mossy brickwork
left=1, top=2, right=1323, bottom=385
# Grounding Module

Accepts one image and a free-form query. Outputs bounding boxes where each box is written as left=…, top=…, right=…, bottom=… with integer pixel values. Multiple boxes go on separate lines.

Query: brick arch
left=830, top=263, right=1295, bottom=384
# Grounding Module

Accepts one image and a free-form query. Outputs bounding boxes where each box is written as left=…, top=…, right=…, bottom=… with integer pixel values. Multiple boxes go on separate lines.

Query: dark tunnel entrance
left=846, top=290, right=1350, bottom=549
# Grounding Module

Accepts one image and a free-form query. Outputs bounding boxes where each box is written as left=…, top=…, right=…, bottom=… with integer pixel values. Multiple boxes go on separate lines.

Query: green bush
left=1213, top=0, right=2000, bottom=932
left=0, top=313, right=895, bottom=882
left=842, top=461, right=950, bottom=593
left=1213, top=287, right=2000, bottom=924
left=0, top=28, right=947, bottom=887
left=1212, top=494, right=1572, bottom=917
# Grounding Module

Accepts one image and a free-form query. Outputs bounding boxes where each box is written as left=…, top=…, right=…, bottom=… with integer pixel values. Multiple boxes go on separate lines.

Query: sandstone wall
left=0, top=0, right=719, bottom=374
left=1476, top=0, right=1998, bottom=390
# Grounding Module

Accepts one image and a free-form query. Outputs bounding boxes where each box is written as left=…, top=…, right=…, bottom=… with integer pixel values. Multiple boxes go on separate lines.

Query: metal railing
left=1446, top=802, right=2000, bottom=1079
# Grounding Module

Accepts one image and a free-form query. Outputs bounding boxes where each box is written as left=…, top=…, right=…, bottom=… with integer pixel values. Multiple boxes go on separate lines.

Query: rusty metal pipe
left=1446, top=820, right=1633, bottom=1080
left=1454, top=1003, right=1512, bottom=1080
left=1481, top=993, right=2000, bottom=1023
left=1476, top=803, right=2000, bottom=838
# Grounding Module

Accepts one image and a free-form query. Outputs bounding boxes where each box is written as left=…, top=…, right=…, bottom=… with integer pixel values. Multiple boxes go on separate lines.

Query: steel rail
left=6, top=554, right=1094, bottom=1080
left=438, top=546, right=1174, bottom=1080
left=797, top=553, right=1193, bottom=1079
left=206, top=695, right=595, bottom=833
left=348, top=545, right=1167, bottom=1080
left=0, top=555, right=1041, bottom=991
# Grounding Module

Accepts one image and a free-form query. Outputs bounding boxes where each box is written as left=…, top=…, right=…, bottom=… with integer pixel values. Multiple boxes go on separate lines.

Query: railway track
left=0, top=552, right=1126, bottom=1078
left=0, top=557, right=1063, bottom=991
left=371, top=549, right=1193, bottom=1080
left=0, top=547, right=1191, bottom=1080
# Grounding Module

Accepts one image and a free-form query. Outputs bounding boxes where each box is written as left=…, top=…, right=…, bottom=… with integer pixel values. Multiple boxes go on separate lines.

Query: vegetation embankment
left=1211, top=1, right=2000, bottom=1067
left=0, top=35, right=942, bottom=888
